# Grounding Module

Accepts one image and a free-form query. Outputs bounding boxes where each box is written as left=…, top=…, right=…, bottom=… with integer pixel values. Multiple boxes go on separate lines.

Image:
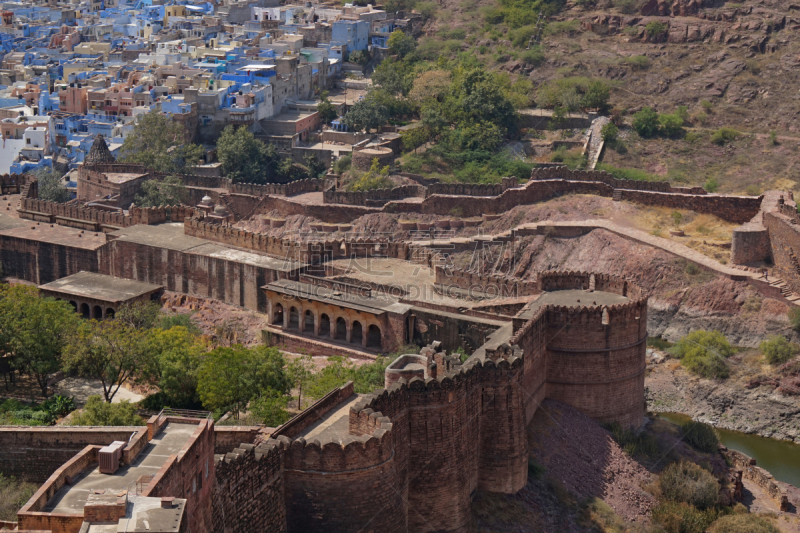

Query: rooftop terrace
left=42, top=422, right=195, bottom=514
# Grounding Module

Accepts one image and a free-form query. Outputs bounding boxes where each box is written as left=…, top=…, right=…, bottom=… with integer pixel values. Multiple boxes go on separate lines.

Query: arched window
left=367, top=324, right=381, bottom=350
left=351, top=321, right=363, bottom=345
left=106, top=308, right=115, bottom=319
left=289, top=307, right=300, bottom=329
left=334, top=317, right=347, bottom=340
left=320, top=313, right=331, bottom=337
left=93, top=305, right=103, bottom=319
left=69, top=301, right=78, bottom=312
left=272, top=303, right=284, bottom=325
left=304, top=310, right=314, bottom=333
left=80, top=303, right=90, bottom=319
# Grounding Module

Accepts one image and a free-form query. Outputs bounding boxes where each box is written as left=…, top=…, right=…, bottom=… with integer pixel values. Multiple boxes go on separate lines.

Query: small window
left=26, top=138, right=30, bottom=144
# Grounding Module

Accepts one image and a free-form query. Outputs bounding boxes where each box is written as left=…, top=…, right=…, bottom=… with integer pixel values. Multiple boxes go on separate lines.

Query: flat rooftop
left=38, top=271, right=162, bottom=303
left=101, top=172, right=147, bottom=184
left=264, top=110, right=317, bottom=122
left=110, top=223, right=305, bottom=271
left=43, top=422, right=197, bottom=514
left=264, top=279, right=407, bottom=314
left=0, top=223, right=108, bottom=250
left=520, top=289, right=629, bottom=318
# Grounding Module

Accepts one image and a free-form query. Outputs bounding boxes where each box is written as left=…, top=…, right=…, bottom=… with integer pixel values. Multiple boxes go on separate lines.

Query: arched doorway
left=320, top=314, right=331, bottom=337
left=304, top=310, right=314, bottom=333
left=272, top=303, right=284, bottom=325
left=93, top=305, right=103, bottom=319
left=351, top=321, right=363, bottom=345
left=69, top=301, right=78, bottom=313
left=335, top=317, right=347, bottom=340
left=106, top=308, right=115, bottom=319
left=289, top=307, right=300, bottom=329
left=80, top=303, right=90, bottom=319
left=367, top=325, right=381, bottom=350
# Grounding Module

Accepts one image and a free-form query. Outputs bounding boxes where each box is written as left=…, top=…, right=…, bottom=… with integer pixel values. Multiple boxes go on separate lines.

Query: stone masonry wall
left=145, top=420, right=216, bottom=533
left=213, top=442, right=287, bottom=533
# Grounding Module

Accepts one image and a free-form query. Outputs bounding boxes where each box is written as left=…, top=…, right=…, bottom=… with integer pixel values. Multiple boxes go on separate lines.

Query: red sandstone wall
left=764, top=210, right=800, bottom=295
left=108, top=238, right=277, bottom=312
left=213, top=442, right=287, bottom=532
left=272, top=382, right=354, bottom=439
left=0, top=427, right=142, bottom=482
left=145, top=420, right=215, bottom=533
left=0, top=234, right=101, bottom=285
left=543, top=300, right=647, bottom=428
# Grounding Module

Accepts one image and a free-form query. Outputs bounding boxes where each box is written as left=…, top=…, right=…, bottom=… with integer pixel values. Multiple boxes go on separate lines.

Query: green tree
left=149, top=326, right=204, bottom=408
left=317, top=91, right=338, bottom=125
left=658, top=113, right=685, bottom=138
left=760, top=335, right=799, bottom=365
left=216, top=125, right=278, bottom=184
left=348, top=50, right=370, bottom=66
left=287, top=355, right=314, bottom=410
left=388, top=29, right=416, bottom=58
left=35, top=167, right=70, bottom=203
left=303, top=153, right=327, bottom=180
left=670, top=330, right=733, bottom=379
left=69, top=395, right=144, bottom=426
left=401, top=126, right=431, bottom=153
left=62, top=320, right=157, bottom=403
left=581, top=80, right=611, bottom=112
left=249, top=390, right=291, bottom=426
left=600, top=122, right=618, bottom=143
left=341, top=95, right=390, bottom=132
left=134, top=176, right=189, bottom=207
left=196, top=345, right=290, bottom=417
left=0, top=286, right=78, bottom=397
left=115, top=301, right=161, bottom=330
left=349, top=158, right=394, bottom=191
left=632, top=107, right=660, bottom=138
left=118, top=112, right=203, bottom=173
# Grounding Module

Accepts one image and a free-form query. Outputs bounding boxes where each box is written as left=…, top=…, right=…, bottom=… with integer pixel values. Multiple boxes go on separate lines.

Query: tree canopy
left=216, top=125, right=279, bottom=184
left=0, top=286, right=78, bottom=397
left=118, top=112, right=203, bottom=173
left=62, top=319, right=157, bottom=403
left=196, top=345, right=291, bottom=416
left=35, top=167, right=70, bottom=203
left=134, top=176, right=189, bottom=207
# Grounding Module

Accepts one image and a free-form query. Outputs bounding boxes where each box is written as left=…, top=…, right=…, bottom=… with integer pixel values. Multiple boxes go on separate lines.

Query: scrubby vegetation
left=670, top=330, right=734, bottom=379
left=681, top=421, right=719, bottom=453
left=759, top=335, right=799, bottom=365
left=69, top=396, right=144, bottom=426
left=0, top=474, right=37, bottom=521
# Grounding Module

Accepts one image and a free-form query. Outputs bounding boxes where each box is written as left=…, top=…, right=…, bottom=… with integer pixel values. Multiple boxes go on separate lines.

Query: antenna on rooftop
left=526, top=11, right=546, bottom=50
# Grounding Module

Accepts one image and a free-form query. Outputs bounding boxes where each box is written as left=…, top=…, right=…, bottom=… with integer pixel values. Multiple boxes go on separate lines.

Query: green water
left=659, top=412, right=800, bottom=488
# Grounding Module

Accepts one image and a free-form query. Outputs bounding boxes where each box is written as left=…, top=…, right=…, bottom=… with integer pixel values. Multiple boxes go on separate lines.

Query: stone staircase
left=768, top=277, right=800, bottom=303
left=218, top=193, right=245, bottom=220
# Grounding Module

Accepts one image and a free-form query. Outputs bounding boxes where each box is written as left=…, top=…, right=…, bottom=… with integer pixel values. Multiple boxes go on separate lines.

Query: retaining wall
left=721, top=447, right=789, bottom=511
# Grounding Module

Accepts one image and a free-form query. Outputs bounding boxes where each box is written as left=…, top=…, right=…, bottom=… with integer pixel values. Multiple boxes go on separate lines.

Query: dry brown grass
left=630, top=207, right=736, bottom=262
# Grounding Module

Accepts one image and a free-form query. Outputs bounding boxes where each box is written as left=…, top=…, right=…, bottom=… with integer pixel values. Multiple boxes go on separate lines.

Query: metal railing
left=157, top=407, right=213, bottom=420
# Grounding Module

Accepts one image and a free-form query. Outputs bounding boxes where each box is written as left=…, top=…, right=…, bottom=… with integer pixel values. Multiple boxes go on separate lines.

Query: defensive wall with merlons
left=213, top=271, right=648, bottom=533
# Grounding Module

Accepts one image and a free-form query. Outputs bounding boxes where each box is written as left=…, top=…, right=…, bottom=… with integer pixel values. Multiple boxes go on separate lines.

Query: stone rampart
left=0, top=426, right=144, bottom=482
left=323, top=184, right=424, bottom=206
left=0, top=173, right=29, bottom=194
left=618, top=189, right=760, bottom=224
left=184, top=217, right=396, bottom=264
left=230, top=178, right=326, bottom=197
left=17, top=445, right=99, bottom=533
left=530, top=166, right=674, bottom=192
left=721, top=447, right=789, bottom=511
left=213, top=441, right=287, bottom=533
left=434, top=265, right=538, bottom=297
left=145, top=420, right=215, bottom=533
left=271, top=381, right=354, bottom=439
left=18, top=198, right=196, bottom=231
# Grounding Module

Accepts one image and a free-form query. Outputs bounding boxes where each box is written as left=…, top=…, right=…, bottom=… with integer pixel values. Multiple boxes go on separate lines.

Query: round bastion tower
left=536, top=272, right=648, bottom=428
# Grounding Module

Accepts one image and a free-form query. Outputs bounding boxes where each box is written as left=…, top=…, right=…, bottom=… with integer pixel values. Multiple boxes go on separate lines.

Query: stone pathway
left=586, top=116, right=610, bottom=169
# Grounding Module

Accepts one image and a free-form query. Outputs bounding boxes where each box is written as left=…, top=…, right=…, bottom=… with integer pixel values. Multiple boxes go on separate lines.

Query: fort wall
left=721, top=447, right=789, bottom=511
left=213, top=442, right=287, bottom=533
left=144, top=419, right=216, bottom=533
left=271, top=382, right=354, bottom=439
left=0, top=426, right=143, bottom=482
left=107, top=238, right=284, bottom=312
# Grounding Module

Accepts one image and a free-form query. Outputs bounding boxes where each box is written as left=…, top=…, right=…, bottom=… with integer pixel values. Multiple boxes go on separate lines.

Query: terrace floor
left=42, top=422, right=196, bottom=514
